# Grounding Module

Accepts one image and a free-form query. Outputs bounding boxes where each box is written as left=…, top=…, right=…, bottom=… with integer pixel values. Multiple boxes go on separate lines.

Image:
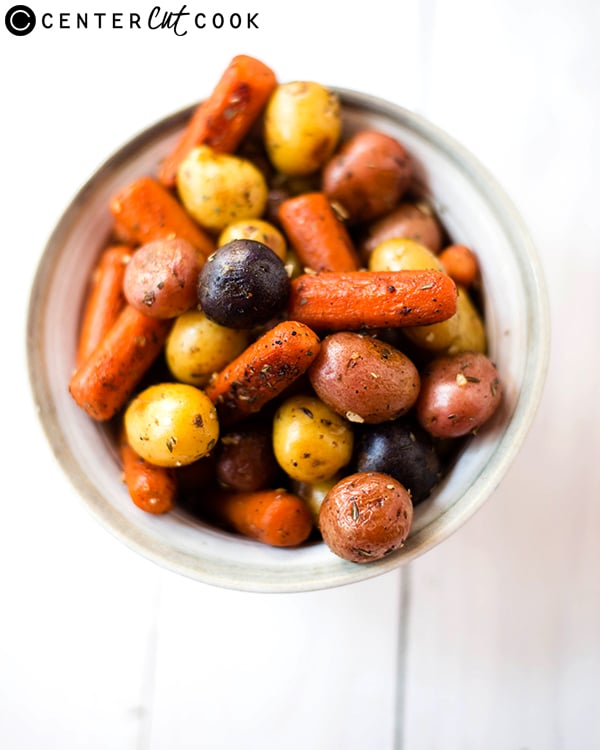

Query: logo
left=5, top=6, right=261, bottom=37
left=5, top=4, right=36, bottom=35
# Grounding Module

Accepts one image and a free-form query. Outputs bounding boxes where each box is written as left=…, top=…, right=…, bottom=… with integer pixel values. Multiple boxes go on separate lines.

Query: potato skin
left=319, top=472, right=413, bottom=563
left=322, top=130, right=411, bottom=223
left=124, top=383, right=219, bottom=467
left=308, top=332, right=420, bottom=424
left=272, top=395, right=354, bottom=483
left=123, top=238, right=200, bottom=319
left=218, top=218, right=287, bottom=261
left=445, top=286, right=487, bottom=355
left=264, top=81, right=342, bottom=176
left=416, top=351, right=502, bottom=438
left=177, top=145, right=267, bottom=232
left=354, top=418, right=441, bottom=505
left=216, top=420, right=280, bottom=492
left=360, top=201, right=444, bottom=259
left=165, top=309, right=249, bottom=387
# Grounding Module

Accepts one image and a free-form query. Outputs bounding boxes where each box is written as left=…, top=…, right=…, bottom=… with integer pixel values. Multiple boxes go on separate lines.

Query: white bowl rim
left=27, top=88, right=551, bottom=593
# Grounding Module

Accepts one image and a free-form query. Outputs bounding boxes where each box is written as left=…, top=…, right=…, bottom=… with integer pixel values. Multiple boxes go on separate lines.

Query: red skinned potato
left=322, top=130, right=411, bottom=223
left=319, top=472, right=413, bottom=563
left=416, top=350, right=502, bottom=438
left=308, top=332, right=420, bottom=424
left=123, top=238, right=200, bottom=319
left=360, top=201, right=444, bottom=259
left=216, top=420, right=280, bottom=492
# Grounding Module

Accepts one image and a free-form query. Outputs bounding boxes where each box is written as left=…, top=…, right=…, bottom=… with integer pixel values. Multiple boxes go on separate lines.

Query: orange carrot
left=76, top=245, right=132, bottom=366
left=109, top=176, right=215, bottom=261
left=288, top=270, right=457, bottom=330
left=278, top=192, right=361, bottom=272
left=111, top=218, right=138, bottom=246
left=119, top=429, right=177, bottom=514
left=205, top=488, right=313, bottom=547
left=158, top=55, right=277, bottom=188
left=438, top=244, right=480, bottom=287
left=69, top=305, right=171, bottom=421
left=205, top=320, right=320, bottom=424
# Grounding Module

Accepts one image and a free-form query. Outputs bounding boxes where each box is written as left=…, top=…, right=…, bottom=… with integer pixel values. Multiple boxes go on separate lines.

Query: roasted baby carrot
left=69, top=305, right=171, bottom=421
left=111, top=217, right=138, bottom=246
left=205, top=320, right=320, bottom=424
left=204, top=488, right=313, bottom=547
left=119, top=429, right=177, bottom=514
left=288, top=270, right=457, bottom=330
left=76, top=245, right=132, bottom=366
left=109, top=176, right=215, bottom=261
left=438, top=244, right=480, bottom=287
left=278, top=192, right=361, bottom=272
left=158, top=55, right=277, bottom=188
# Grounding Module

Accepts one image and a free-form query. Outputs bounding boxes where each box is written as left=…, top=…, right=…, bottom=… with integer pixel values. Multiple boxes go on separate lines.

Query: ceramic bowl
left=27, top=89, right=550, bottom=593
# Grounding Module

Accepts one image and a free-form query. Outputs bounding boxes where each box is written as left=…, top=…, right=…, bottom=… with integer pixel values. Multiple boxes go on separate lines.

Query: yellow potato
left=368, top=237, right=443, bottom=273
left=369, top=238, right=460, bottom=351
left=165, top=310, right=249, bottom=387
left=124, top=383, right=219, bottom=467
left=264, top=81, right=341, bottom=176
left=273, top=395, right=353, bottom=483
left=292, top=476, right=340, bottom=526
left=177, top=145, right=267, bottom=232
left=446, top=286, right=487, bottom=354
left=217, top=219, right=287, bottom=261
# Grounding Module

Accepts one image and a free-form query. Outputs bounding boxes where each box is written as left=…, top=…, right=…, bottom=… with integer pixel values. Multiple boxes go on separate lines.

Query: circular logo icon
left=5, top=5, right=36, bottom=36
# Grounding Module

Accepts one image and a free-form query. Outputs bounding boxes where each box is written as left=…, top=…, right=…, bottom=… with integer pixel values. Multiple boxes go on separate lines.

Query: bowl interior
left=27, top=90, right=549, bottom=593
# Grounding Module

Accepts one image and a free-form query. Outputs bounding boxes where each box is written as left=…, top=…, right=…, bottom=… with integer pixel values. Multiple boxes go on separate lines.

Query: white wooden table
left=2, top=1, right=598, bottom=747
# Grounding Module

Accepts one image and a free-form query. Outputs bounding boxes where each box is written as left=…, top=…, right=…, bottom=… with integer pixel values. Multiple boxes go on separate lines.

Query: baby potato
left=217, top=218, right=287, bottom=261
left=446, top=286, right=487, bottom=354
left=369, top=238, right=460, bottom=352
left=368, top=236, right=443, bottom=273
left=165, top=310, right=249, bottom=387
left=124, top=383, right=219, bottom=467
left=319, top=472, right=413, bottom=563
left=177, top=145, right=268, bottom=232
left=197, top=239, right=290, bottom=329
left=264, top=81, right=342, bottom=176
left=354, top=417, right=441, bottom=505
left=292, top=475, right=340, bottom=527
left=416, top=351, right=502, bottom=438
left=322, top=130, right=411, bottom=223
left=216, top=420, right=280, bottom=492
left=308, top=332, right=420, bottom=424
left=360, top=200, right=444, bottom=259
left=273, top=395, right=353, bottom=483
left=123, top=238, right=200, bottom=319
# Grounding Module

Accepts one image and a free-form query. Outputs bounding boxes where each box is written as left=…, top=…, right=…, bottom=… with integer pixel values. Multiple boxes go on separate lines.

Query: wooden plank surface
left=401, top=1, right=600, bottom=748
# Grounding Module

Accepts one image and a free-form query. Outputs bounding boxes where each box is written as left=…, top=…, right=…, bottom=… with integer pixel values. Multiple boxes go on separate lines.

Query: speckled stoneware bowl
left=27, top=90, right=550, bottom=593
